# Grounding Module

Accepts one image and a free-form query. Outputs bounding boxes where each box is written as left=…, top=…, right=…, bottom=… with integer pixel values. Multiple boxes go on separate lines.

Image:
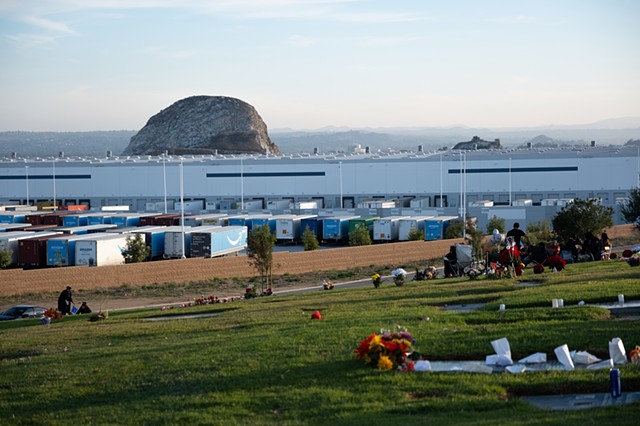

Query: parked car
left=0, top=305, right=47, bottom=320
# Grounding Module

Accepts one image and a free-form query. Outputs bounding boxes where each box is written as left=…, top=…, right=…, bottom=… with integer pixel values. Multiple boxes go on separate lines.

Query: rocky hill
left=122, top=96, right=280, bottom=156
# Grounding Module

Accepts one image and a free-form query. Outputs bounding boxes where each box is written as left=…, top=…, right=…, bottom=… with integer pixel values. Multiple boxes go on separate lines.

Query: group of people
left=57, top=286, right=91, bottom=315
left=562, top=232, right=611, bottom=262
left=446, top=221, right=613, bottom=278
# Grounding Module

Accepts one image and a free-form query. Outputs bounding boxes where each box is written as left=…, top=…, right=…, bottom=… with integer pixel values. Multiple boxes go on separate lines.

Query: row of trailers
left=0, top=225, right=248, bottom=269
left=0, top=211, right=460, bottom=269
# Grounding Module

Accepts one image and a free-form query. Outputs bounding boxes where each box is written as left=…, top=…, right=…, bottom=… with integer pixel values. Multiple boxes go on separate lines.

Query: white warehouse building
left=0, top=145, right=636, bottom=229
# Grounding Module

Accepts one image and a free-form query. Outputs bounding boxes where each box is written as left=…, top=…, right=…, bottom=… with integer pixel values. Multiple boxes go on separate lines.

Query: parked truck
left=275, top=214, right=316, bottom=242
left=373, top=216, right=407, bottom=242
left=18, top=234, right=65, bottom=267
left=425, top=216, right=458, bottom=241
left=47, top=233, right=107, bottom=266
left=75, top=234, right=129, bottom=267
left=129, top=226, right=169, bottom=260
left=398, top=216, right=433, bottom=241
left=1, top=231, right=60, bottom=265
left=190, top=226, right=247, bottom=258
left=163, top=225, right=221, bottom=258
left=322, top=216, right=359, bottom=241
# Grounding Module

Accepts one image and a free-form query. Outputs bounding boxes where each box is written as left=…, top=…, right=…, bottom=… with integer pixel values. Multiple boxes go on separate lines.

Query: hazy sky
left=1, top=0, right=639, bottom=132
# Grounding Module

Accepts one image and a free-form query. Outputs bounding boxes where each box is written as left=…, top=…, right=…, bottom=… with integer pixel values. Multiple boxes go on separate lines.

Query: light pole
left=52, top=158, right=56, bottom=210
left=439, top=153, right=443, bottom=208
left=462, top=152, right=466, bottom=239
left=179, top=157, right=186, bottom=259
left=240, top=157, right=244, bottom=209
left=339, top=161, right=343, bottom=209
left=162, top=151, right=168, bottom=214
left=25, top=165, right=29, bottom=206
left=509, top=157, right=512, bottom=206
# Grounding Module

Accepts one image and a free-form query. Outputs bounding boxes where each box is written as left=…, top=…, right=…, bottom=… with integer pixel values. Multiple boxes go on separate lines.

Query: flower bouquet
left=545, top=254, right=567, bottom=271
left=43, top=308, right=63, bottom=321
left=392, top=268, right=407, bottom=286
left=371, top=273, right=382, bottom=288
left=355, top=327, right=416, bottom=371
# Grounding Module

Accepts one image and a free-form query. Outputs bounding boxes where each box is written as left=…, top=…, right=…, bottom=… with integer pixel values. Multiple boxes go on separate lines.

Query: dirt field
left=0, top=238, right=462, bottom=298
left=1, top=224, right=637, bottom=311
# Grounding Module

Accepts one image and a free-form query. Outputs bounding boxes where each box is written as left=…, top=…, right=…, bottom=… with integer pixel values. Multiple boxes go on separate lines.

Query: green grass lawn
left=1, top=261, right=639, bottom=425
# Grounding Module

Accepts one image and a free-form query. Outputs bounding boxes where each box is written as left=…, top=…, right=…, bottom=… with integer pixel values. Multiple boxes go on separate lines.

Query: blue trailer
left=190, top=226, right=247, bottom=258
left=110, top=213, right=141, bottom=227
left=300, top=217, right=322, bottom=242
left=0, top=212, right=27, bottom=224
left=87, top=213, right=113, bottom=225
left=247, top=215, right=276, bottom=232
left=62, top=214, right=89, bottom=227
left=425, top=216, right=459, bottom=241
left=322, top=216, right=359, bottom=241
left=227, top=214, right=250, bottom=227
left=47, top=234, right=99, bottom=266
left=130, top=226, right=169, bottom=260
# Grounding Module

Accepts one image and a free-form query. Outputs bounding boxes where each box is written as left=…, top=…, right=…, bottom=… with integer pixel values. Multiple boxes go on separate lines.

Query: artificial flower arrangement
left=630, top=345, right=640, bottom=365
left=43, top=308, right=63, bottom=320
left=371, top=273, right=382, bottom=288
left=355, top=326, right=416, bottom=371
left=544, top=254, right=567, bottom=271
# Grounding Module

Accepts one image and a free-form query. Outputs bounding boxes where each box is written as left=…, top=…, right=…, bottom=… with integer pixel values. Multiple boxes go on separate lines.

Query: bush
left=301, top=225, right=319, bottom=251
left=0, top=247, right=12, bottom=269
left=486, top=215, right=505, bottom=234
left=407, top=227, right=424, bottom=241
left=349, top=226, right=371, bottom=246
left=122, top=234, right=151, bottom=263
left=551, top=198, right=614, bottom=243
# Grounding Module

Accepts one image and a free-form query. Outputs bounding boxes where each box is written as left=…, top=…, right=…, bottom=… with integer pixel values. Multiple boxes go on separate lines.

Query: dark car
left=0, top=305, right=47, bottom=320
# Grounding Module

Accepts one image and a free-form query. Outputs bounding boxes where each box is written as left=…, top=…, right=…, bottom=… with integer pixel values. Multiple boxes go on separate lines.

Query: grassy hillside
left=1, top=261, right=639, bottom=425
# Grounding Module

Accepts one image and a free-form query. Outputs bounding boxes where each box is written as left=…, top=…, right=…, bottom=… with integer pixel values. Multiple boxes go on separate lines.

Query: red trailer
left=18, top=235, right=66, bottom=267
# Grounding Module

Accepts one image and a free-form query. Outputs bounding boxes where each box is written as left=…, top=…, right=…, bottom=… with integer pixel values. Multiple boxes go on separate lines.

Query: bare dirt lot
left=0, top=238, right=462, bottom=311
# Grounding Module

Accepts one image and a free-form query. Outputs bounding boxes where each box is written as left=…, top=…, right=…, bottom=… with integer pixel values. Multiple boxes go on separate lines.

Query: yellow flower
left=377, top=355, right=393, bottom=370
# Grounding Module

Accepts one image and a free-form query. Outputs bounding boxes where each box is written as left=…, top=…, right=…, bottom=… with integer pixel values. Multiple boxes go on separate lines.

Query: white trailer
left=267, top=199, right=292, bottom=210
left=398, top=216, right=434, bottom=241
left=163, top=226, right=194, bottom=259
left=74, top=234, right=128, bottom=267
left=373, top=216, right=407, bottom=241
left=409, top=197, right=431, bottom=209
left=294, top=199, right=323, bottom=209
left=175, top=200, right=205, bottom=213
left=275, top=214, right=317, bottom=241
left=358, top=199, right=397, bottom=209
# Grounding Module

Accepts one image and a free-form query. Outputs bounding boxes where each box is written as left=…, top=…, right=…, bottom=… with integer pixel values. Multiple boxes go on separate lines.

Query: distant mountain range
left=1, top=117, right=639, bottom=158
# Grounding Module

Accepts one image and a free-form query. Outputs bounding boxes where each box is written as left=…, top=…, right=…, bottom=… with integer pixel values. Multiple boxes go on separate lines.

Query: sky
left=1, top=0, right=639, bottom=132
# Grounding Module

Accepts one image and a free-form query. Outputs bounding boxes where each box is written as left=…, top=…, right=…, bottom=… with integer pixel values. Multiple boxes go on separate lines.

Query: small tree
left=552, top=198, right=614, bottom=243
left=349, top=226, right=372, bottom=246
left=0, top=247, right=12, bottom=269
left=621, top=187, right=640, bottom=230
left=526, top=219, right=554, bottom=246
left=444, top=219, right=464, bottom=239
left=122, top=234, right=151, bottom=263
left=246, top=224, right=277, bottom=293
left=301, top=225, right=319, bottom=251
left=486, top=215, right=505, bottom=234
left=407, top=227, right=425, bottom=241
